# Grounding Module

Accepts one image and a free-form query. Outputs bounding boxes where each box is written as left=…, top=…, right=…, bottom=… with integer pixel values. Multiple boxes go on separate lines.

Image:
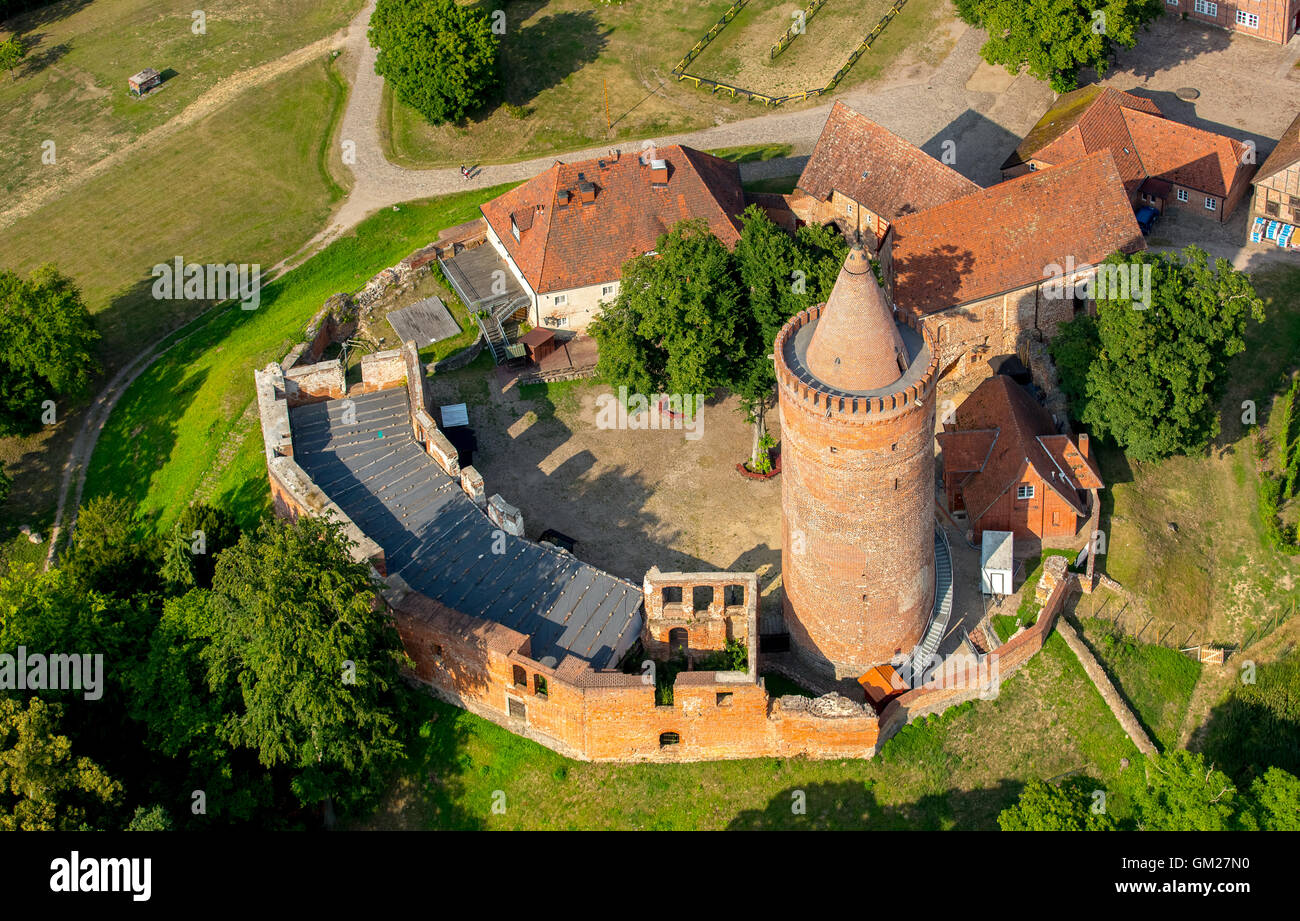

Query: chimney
left=577, top=180, right=596, bottom=204
left=1077, top=433, right=1089, bottom=458
left=649, top=158, right=668, bottom=186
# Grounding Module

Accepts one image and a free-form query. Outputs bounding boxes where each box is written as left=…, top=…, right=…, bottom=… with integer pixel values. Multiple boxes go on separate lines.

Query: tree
left=64, top=494, right=157, bottom=596
left=0, top=698, right=121, bottom=831
left=731, top=208, right=844, bottom=467
left=125, top=803, right=173, bottom=831
left=0, top=33, right=27, bottom=81
left=197, top=516, right=409, bottom=819
left=1242, top=767, right=1300, bottom=831
left=591, top=219, right=750, bottom=399
left=369, top=0, right=500, bottom=125
left=161, top=502, right=241, bottom=592
left=0, top=264, right=99, bottom=436
left=957, top=0, right=1163, bottom=92
left=1051, top=248, right=1264, bottom=462
left=0, top=468, right=10, bottom=505
left=1133, top=750, right=1239, bottom=831
left=998, top=777, right=1116, bottom=830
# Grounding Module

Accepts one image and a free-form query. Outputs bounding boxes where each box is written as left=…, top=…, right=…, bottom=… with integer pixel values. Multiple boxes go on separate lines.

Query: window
left=430, top=643, right=443, bottom=661
left=512, top=664, right=527, bottom=687
left=846, top=201, right=855, bottom=216
left=692, top=585, right=713, bottom=612
left=1205, top=196, right=1217, bottom=212
left=510, top=219, right=520, bottom=242
left=1193, top=0, right=1217, bottom=16
left=601, top=284, right=616, bottom=297
left=661, top=585, right=682, bottom=606
left=659, top=732, right=680, bottom=747
left=1290, top=196, right=1300, bottom=210
left=534, top=675, right=548, bottom=698
left=552, top=293, right=568, bottom=306
left=508, top=698, right=526, bottom=721
left=1266, top=201, right=1280, bottom=217
left=1236, top=10, right=1259, bottom=27
left=668, top=628, right=688, bottom=657
left=1165, top=0, right=1178, bottom=6
left=723, top=584, right=745, bottom=606
left=1017, top=484, right=1035, bottom=500
left=716, top=692, right=733, bottom=707
left=1176, top=188, right=1189, bottom=202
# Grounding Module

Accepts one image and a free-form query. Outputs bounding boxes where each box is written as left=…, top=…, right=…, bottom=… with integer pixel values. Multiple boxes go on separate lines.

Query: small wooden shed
left=128, top=68, right=162, bottom=97
left=520, top=327, right=557, bottom=364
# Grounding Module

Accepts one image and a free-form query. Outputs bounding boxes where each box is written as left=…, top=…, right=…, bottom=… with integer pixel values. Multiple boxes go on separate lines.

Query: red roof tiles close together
left=1014, top=86, right=1253, bottom=199
left=480, top=145, right=745, bottom=294
left=888, top=150, right=1146, bottom=315
left=798, top=101, right=980, bottom=220
left=936, top=375, right=1103, bottom=524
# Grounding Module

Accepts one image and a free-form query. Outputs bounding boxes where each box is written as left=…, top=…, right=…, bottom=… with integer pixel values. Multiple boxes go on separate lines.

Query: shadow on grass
left=726, top=778, right=1027, bottom=830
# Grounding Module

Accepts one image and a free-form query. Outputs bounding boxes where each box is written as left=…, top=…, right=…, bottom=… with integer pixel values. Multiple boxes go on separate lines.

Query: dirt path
left=0, top=28, right=352, bottom=231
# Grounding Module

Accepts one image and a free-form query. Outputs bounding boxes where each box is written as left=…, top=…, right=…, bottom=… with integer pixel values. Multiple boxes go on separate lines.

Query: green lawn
left=360, top=634, right=1139, bottom=830
left=82, top=185, right=514, bottom=534
left=0, top=0, right=362, bottom=201
left=1015, top=548, right=1076, bottom=622
left=382, top=0, right=957, bottom=170
left=1077, top=616, right=1201, bottom=752
left=1097, top=263, right=1300, bottom=646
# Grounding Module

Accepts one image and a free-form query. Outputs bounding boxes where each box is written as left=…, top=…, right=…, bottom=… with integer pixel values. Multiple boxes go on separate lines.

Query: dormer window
left=510, top=218, right=519, bottom=242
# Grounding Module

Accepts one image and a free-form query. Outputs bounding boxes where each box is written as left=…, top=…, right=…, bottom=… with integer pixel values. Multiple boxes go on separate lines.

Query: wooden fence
left=769, top=0, right=828, bottom=59
left=673, top=0, right=910, bottom=108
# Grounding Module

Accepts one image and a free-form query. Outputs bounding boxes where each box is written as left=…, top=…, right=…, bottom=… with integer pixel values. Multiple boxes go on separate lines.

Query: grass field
left=688, top=0, right=895, bottom=96
left=0, top=0, right=361, bottom=202
left=1077, top=616, right=1201, bottom=752
left=382, top=0, right=956, bottom=169
left=82, top=185, right=512, bottom=534
left=0, top=55, right=352, bottom=571
left=361, top=633, right=1140, bottom=830
left=1098, top=263, right=1300, bottom=647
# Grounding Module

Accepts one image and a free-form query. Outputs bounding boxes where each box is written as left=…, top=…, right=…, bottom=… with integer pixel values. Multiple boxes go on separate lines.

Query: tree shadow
left=15, top=32, right=70, bottom=75
left=726, top=778, right=1027, bottom=830
left=1, top=0, right=94, bottom=32
left=498, top=6, right=610, bottom=109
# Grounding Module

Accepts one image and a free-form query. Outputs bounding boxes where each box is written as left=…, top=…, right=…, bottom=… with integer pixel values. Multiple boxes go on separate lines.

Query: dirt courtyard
left=426, top=371, right=787, bottom=602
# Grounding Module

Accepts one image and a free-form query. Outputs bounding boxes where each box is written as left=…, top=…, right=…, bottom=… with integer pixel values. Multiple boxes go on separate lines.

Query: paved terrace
left=289, top=387, right=643, bottom=670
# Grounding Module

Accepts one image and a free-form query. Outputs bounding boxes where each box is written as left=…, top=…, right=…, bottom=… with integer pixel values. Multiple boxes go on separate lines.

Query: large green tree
left=955, top=0, right=1163, bottom=92
left=731, top=208, right=844, bottom=465
left=369, top=0, right=500, bottom=125
left=1050, top=247, right=1264, bottom=462
left=188, top=516, right=409, bottom=820
left=0, top=264, right=99, bottom=436
left=64, top=494, right=158, bottom=597
left=591, top=219, right=750, bottom=400
left=0, top=698, right=121, bottom=831
left=1133, top=750, right=1239, bottom=831
left=998, top=776, right=1117, bottom=830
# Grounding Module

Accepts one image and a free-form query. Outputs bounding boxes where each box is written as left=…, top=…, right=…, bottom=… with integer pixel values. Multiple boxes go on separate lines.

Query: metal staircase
left=904, top=524, right=954, bottom=686
left=475, top=294, right=530, bottom=363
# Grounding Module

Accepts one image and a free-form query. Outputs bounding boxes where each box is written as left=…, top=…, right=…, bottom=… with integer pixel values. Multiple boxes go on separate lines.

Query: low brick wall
left=284, top=359, right=345, bottom=406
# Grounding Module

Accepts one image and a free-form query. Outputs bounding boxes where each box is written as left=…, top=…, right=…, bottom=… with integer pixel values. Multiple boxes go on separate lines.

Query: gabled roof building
left=936, top=375, right=1103, bottom=542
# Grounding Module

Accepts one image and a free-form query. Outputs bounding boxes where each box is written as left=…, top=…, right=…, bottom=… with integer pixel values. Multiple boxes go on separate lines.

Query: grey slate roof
left=290, top=387, right=643, bottom=669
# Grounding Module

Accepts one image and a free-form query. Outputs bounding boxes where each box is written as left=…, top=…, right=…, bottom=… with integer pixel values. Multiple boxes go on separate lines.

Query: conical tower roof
left=804, top=243, right=909, bottom=392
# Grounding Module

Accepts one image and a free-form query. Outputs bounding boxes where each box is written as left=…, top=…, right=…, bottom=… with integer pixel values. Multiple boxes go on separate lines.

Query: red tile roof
left=480, top=146, right=745, bottom=294
left=797, top=101, right=979, bottom=220
left=888, top=150, right=1145, bottom=315
left=936, top=375, right=1102, bottom=524
left=1015, top=86, right=1253, bottom=199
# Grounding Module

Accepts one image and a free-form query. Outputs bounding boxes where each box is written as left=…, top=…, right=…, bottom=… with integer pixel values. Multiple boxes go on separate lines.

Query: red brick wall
left=1171, top=0, right=1299, bottom=45
left=776, top=305, right=940, bottom=679
left=972, top=470, right=1081, bottom=541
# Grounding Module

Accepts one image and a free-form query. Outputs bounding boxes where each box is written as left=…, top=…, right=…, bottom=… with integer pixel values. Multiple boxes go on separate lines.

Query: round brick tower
left=775, top=243, right=939, bottom=681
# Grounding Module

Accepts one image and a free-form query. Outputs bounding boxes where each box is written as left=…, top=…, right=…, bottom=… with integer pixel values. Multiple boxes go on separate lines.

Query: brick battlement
left=773, top=303, right=939, bottom=425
